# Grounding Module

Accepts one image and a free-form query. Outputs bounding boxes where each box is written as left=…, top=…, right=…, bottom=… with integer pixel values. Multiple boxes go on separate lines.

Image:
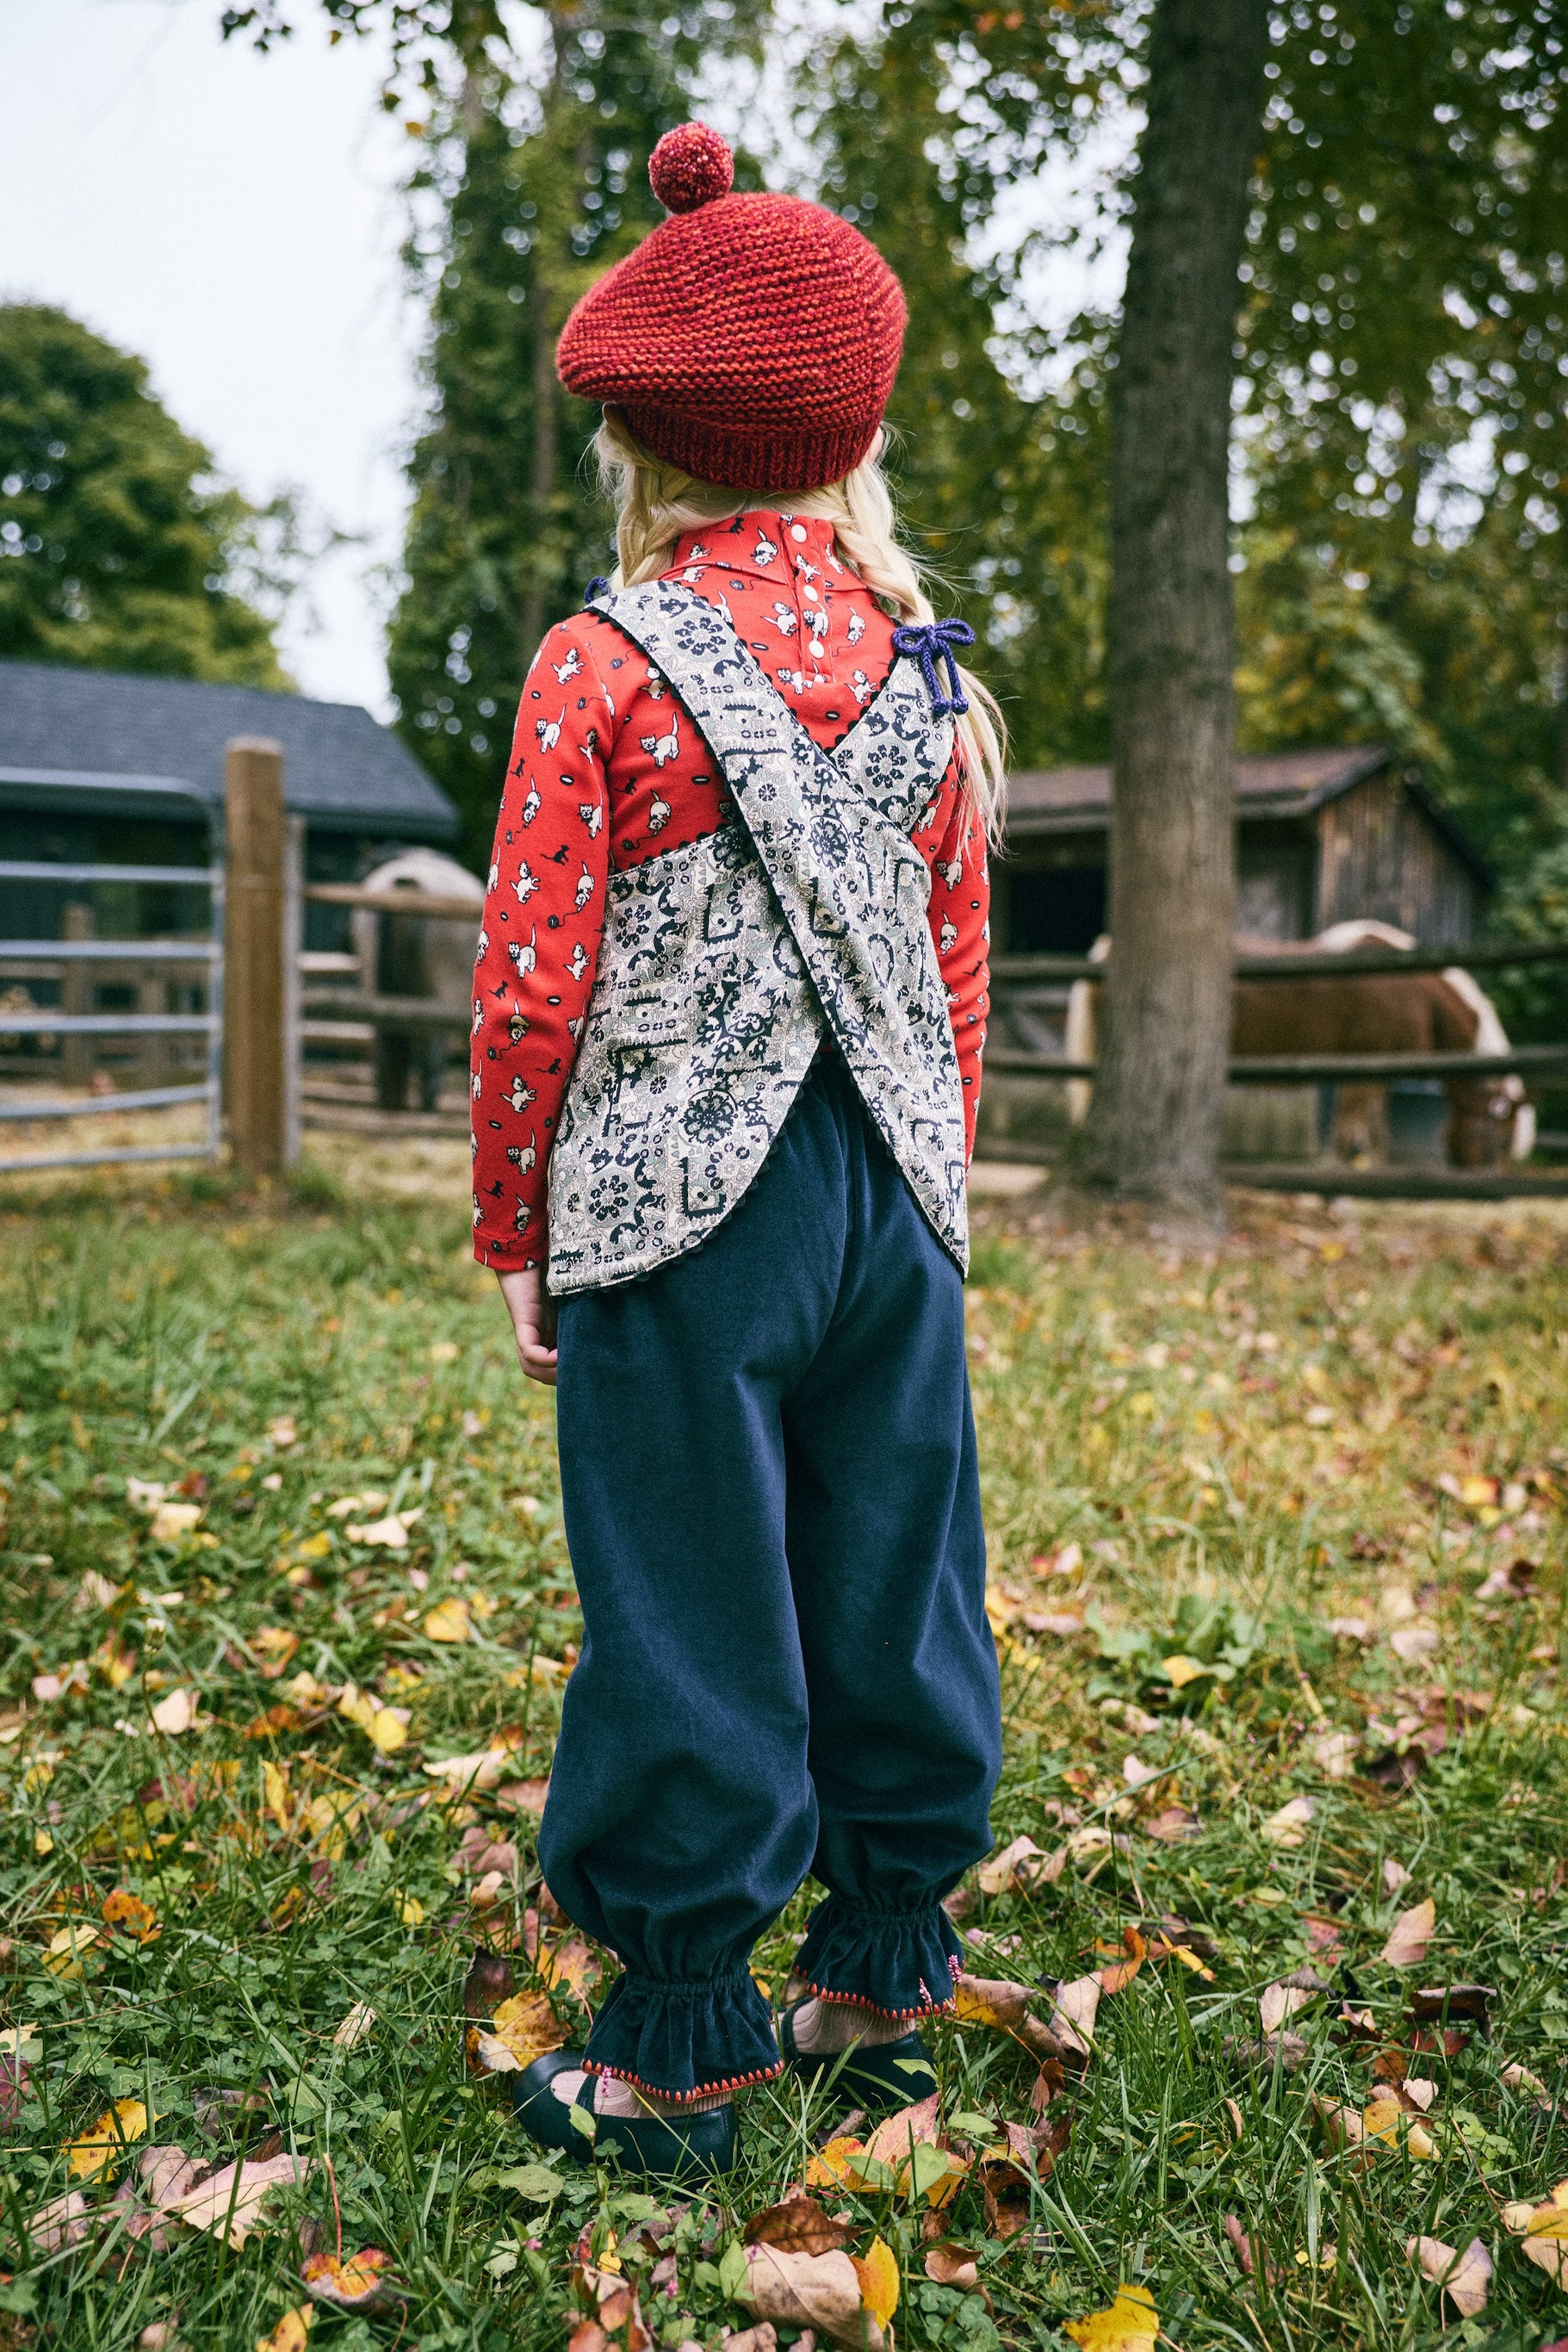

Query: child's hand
left=496, top=1265, right=558, bottom=1387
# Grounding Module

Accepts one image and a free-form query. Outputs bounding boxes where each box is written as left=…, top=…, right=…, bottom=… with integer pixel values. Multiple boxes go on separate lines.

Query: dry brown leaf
left=1381, top=1897, right=1437, bottom=1968
left=539, top=1934, right=601, bottom=2001
left=953, top=1972, right=1070, bottom=2061
left=1262, top=1794, right=1314, bottom=1848
left=1226, top=2032, right=1310, bottom=2075
left=1259, top=1982, right=1318, bottom=2034
left=161, top=2150, right=311, bottom=2248
left=332, top=2003, right=376, bottom=2051
left=1098, top=1927, right=1146, bottom=1995
left=463, top=1946, right=514, bottom=2019
left=1143, top=1805, right=1200, bottom=1843
left=1409, top=2234, right=1491, bottom=2318
left=1382, top=1858, right=1412, bottom=1894
left=28, top=2188, right=91, bottom=2254
left=1312, top=2096, right=1373, bottom=2170
left=977, top=1834, right=1045, bottom=1896
left=422, top=1744, right=516, bottom=1793
left=1047, top=1975, right=1100, bottom=2056
left=1224, top=2213, right=1277, bottom=2285
left=1410, top=1982, right=1494, bottom=2027
left=150, top=1688, right=201, bottom=1736
left=745, top=2190, right=855, bottom=2258
left=739, top=2242, right=889, bottom=2352
left=864, top=2092, right=941, bottom=2161
left=924, top=2242, right=980, bottom=2288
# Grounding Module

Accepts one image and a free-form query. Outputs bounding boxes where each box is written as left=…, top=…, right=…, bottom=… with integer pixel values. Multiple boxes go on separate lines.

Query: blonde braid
left=592, top=411, right=1007, bottom=840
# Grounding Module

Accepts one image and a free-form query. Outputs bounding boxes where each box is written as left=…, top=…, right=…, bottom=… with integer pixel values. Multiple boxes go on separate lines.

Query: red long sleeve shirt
left=470, top=510, right=989, bottom=1269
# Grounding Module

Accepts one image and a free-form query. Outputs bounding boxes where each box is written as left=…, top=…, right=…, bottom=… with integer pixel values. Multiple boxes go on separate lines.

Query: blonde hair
left=593, top=410, right=1007, bottom=841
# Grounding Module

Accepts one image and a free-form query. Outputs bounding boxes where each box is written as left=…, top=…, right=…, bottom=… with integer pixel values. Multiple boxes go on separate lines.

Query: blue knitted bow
left=891, top=618, right=976, bottom=717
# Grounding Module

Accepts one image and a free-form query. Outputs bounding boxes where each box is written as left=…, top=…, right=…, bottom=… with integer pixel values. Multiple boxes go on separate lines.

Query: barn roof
left=0, top=661, right=458, bottom=841
left=1004, top=744, right=1489, bottom=883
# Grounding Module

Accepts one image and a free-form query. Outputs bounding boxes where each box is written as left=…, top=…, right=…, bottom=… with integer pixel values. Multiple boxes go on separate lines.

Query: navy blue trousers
left=540, top=1052, right=1001, bottom=2100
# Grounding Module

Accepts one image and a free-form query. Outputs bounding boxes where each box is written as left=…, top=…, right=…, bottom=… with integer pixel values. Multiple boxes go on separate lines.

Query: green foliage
left=809, top=19, right=1112, bottom=770
left=0, top=306, right=293, bottom=688
left=385, top=16, right=763, bottom=869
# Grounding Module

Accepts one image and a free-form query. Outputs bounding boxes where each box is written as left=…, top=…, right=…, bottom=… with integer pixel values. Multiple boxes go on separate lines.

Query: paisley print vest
left=547, top=580, right=969, bottom=1295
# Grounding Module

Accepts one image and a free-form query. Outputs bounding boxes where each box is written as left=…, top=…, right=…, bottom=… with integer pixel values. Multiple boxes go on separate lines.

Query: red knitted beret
left=556, top=123, right=908, bottom=493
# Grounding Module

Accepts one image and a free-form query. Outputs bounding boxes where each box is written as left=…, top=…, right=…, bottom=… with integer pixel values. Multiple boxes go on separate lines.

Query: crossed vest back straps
left=545, top=580, right=970, bottom=1295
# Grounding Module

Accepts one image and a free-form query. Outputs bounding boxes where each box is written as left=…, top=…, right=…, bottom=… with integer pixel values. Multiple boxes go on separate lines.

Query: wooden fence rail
left=993, top=936, right=1568, bottom=986
left=303, top=883, right=481, bottom=922
left=985, top=1044, right=1568, bottom=1084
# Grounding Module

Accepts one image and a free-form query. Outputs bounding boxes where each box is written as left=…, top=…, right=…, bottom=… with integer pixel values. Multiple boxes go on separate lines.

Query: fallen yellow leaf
left=257, top=2308, right=314, bottom=2352
left=1064, top=2284, right=1160, bottom=2352
left=423, top=1597, right=472, bottom=1645
left=395, top=1895, right=425, bottom=1928
left=43, top=1923, right=102, bottom=1977
left=804, top=2135, right=868, bottom=2190
left=488, top=1991, right=567, bottom=2070
left=66, top=2096, right=148, bottom=2181
left=851, top=2237, right=900, bottom=2331
left=149, top=1501, right=203, bottom=1542
left=1162, top=1654, right=1210, bottom=1689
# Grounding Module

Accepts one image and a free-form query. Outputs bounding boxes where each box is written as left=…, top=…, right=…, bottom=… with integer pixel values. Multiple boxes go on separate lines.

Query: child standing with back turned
left=470, top=121, right=1006, bottom=2181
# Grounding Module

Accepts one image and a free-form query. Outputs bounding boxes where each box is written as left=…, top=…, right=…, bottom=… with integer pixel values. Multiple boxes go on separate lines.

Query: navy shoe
left=510, top=2049, right=737, bottom=2183
left=778, top=2002, right=939, bottom=2112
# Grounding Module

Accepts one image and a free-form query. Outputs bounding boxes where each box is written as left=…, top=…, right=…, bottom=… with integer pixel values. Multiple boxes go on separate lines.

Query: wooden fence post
left=225, top=737, right=288, bottom=1176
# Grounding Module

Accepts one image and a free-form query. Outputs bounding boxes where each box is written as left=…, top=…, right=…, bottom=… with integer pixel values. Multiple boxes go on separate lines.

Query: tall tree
left=0, top=306, right=291, bottom=687
left=1074, top=1, right=1269, bottom=1219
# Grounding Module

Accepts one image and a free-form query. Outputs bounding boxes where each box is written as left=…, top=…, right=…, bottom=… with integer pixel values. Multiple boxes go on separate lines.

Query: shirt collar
left=668, top=510, right=843, bottom=582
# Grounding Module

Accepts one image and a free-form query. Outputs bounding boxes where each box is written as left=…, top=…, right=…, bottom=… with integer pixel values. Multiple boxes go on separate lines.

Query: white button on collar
left=790, top=523, right=808, bottom=542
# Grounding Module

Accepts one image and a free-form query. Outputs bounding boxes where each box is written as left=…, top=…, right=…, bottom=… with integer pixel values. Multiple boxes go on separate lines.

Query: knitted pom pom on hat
left=556, top=123, right=907, bottom=494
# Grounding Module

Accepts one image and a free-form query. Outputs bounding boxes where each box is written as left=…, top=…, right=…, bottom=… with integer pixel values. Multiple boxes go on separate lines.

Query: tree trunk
left=1074, top=0, right=1269, bottom=1224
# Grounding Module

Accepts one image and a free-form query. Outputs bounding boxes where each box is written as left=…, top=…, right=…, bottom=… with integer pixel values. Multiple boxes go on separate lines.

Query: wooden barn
left=986, top=747, right=1494, bottom=1162
left=994, top=745, right=1488, bottom=957
left=0, top=661, right=459, bottom=953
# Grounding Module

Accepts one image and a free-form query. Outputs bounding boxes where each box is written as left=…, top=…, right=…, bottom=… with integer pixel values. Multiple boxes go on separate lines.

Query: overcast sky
left=3, top=1, right=1128, bottom=723
left=3, top=0, right=417, bottom=715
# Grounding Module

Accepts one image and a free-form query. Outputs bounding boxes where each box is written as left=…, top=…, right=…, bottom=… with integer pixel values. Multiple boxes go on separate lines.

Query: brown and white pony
left=1065, top=920, right=1533, bottom=1166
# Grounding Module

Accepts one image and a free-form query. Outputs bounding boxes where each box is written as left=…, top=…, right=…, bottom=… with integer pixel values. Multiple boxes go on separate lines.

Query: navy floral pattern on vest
left=545, top=580, right=969, bottom=1294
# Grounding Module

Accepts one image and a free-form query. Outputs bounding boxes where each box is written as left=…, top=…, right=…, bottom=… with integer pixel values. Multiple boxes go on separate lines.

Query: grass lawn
left=0, top=1155, right=1565, bottom=2352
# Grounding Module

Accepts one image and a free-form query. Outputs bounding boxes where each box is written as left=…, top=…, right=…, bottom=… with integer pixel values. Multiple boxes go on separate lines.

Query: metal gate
left=0, top=800, right=224, bottom=1175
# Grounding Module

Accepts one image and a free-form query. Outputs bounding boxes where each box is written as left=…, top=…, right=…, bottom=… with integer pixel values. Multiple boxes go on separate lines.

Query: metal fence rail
left=0, top=817, right=225, bottom=1175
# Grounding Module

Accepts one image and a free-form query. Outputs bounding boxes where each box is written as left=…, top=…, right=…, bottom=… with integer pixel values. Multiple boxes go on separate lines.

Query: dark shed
left=997, top=746, right=1489, bottom=954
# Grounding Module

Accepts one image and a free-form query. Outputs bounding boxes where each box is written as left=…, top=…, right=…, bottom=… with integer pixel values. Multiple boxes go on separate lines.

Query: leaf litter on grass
left=1, top=1183, right=1567, bottom=2346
